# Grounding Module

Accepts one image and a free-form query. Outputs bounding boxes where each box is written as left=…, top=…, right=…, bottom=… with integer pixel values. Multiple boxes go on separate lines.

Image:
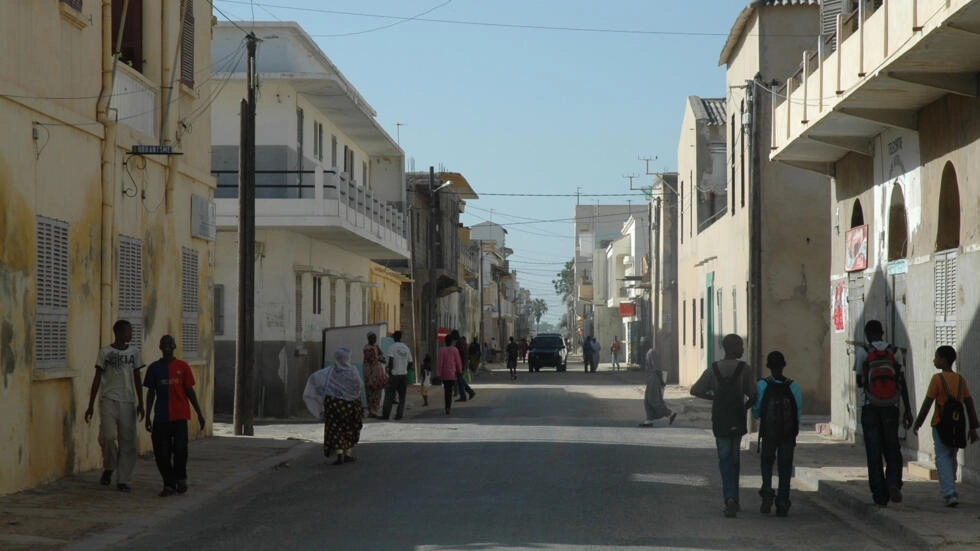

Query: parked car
left=528, top=333, right=567, bottom=372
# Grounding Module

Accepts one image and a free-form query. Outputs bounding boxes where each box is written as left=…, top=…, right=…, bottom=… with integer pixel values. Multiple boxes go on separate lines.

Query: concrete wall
left=0, top=0, right=215, bottom=496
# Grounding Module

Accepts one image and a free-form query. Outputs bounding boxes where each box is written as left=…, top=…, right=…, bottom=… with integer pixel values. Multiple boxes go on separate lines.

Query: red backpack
left=863, top=345, right=900, bottom=407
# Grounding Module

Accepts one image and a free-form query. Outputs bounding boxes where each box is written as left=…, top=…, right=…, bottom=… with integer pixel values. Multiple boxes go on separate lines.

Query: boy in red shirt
left=144, top=335, right=206, bottom=497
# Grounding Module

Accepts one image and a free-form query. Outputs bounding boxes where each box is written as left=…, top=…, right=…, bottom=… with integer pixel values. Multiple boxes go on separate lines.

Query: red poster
left=845, top=225, right=868, bottom=272
left=832, top=279, right=847, bottom=333
left=619, top=303, right=636, bottom=317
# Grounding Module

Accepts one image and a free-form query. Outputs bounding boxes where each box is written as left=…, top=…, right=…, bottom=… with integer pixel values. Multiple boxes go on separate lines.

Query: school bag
left=759, top=377, right=798, bottom=445
left=711, top=361, right=748, bottom=438
left=938, top=374, right=967, bottom=449
left=862, top=344, right=900, bottom=407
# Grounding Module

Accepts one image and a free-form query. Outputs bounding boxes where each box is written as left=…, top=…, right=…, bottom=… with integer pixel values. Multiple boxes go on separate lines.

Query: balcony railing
left=213, top=168, right=407, bottom=240
left=772, top=0, right=952, bottom=151
left=110, top=66, right=157, bottom=137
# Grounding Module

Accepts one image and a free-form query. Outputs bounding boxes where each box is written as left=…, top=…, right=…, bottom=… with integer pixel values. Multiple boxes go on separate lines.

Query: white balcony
left=771, top=0, right=980, bottom=171
left=110, top=65, right=157, bottom=137
left=214, top=169, right=409, bottom=260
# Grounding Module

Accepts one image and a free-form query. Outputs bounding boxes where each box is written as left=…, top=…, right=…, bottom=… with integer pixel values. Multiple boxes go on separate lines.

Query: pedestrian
left=610, top=336, right=621, bottom=370
left=506, top=336, right=520, bottom=380
left=143, top=335, right=206, bottom=497
left=691, top=334, right=757, bottom=518
left=468, top=336, right=482, bottom=374
left=590, top=337, right=601, bottom=372
left=752, top=351, right=802, bottom=517
left=454, top=330, right=476, bottom=402
left=437, top=334, right=463, bottom=415
left=83, top=319, right=145, bottom=492
left=303, top=347, right=365, bottom=465
left=912, top=345, right=980, bottom=507
left=853, top=320, right=914, bottom=506
left=639, top=345, right=676, bottom=427
left=419, top=354, right=433, bottom=407
left=363, top=332, right=387, bottom=418
left=582, top=336, right=593, bottom=372
left=382, top=330, right=413, bottom=420
left=519, top=338, right=529, bottom=363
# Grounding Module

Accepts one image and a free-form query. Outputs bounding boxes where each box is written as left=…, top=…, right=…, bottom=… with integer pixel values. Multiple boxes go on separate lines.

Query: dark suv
left=528, top=333, right=567, bottom=372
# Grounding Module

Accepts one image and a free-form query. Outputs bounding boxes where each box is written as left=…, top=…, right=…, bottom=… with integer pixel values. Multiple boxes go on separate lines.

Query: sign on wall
left=619, top=302, right=635, bottom=317
left=831, top=278, right=847, bottom=333
left=191, top=194, right=216, bottom=241
left=844, top=224, right=868, bottom=272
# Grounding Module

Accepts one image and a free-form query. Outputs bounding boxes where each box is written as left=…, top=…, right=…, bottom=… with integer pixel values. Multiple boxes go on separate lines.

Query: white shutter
left=35, top=217, right=70, bottom=368
left=822, top=0, right=844, bottom=51
left=295, top=274, right=303, bottom=341
left=182, top=247, right=199, bottom=356
left=934, top=251, right=958, bottom=346
left=118, top=236, right=143, bottom=351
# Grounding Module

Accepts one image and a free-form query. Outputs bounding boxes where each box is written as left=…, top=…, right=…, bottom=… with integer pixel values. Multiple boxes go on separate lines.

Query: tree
left=552, top=259, right=574, bottom=305
left=529, top=298, right=548, bottom=332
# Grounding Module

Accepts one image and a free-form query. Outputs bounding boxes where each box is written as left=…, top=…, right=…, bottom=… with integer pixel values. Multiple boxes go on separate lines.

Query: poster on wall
left=831, top=278, right=847, bottom=333
left=844, top=225, right=868, bottom=272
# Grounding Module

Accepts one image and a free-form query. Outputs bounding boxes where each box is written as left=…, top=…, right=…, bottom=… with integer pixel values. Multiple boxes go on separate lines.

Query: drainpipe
left=97, top=0, right=128, bottom=342
left=161, top=0, right=189, bottom=213
left=748, top=78, right=763, bottom=380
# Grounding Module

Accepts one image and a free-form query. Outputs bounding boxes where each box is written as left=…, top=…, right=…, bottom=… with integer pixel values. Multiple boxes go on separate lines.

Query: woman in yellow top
left=912, top=345, right=980, bottom=507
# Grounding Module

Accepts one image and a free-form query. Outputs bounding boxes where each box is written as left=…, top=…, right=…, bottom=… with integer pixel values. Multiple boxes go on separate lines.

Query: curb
left=64, top=440, right=315, bottom=551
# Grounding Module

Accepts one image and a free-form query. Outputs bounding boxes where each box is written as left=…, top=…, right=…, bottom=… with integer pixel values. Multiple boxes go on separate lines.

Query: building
left=674, top=0, right=832, bottom=414
left=650, top=173, right=680, bottom=381
left=470, top=221, right=519, bottom=355
left=210, top=22, right=409, bottom=417
left=0, top=0, right=216, bottom=495
left=595, top=212, right=651, bottom=366
left=769, top=0, right=980, bottom=477
left=573, top=204, right=647, bottom=359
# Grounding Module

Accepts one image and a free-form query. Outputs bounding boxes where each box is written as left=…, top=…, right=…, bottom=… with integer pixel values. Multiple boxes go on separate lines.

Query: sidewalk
left=2, top=384, right=979, bottom=549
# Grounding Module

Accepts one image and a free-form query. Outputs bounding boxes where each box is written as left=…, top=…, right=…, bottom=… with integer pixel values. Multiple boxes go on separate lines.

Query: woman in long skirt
left=304, top=347, right=365, bottom=464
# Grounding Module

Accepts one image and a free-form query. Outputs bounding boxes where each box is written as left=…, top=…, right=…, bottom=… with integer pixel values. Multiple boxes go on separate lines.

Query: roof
left=718, top=0, right=820, bottom=66
left=695, top=97, right=726, bottom=126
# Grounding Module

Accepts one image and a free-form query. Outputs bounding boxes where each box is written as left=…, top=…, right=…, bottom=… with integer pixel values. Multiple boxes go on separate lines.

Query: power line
left=208, top=0, right=252, bottom=35
left=317, top=0, right=454, bottom=38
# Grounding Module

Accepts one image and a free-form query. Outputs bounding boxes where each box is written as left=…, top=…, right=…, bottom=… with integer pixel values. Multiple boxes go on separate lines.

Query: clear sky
left=212, top=0, right=748, bottom=324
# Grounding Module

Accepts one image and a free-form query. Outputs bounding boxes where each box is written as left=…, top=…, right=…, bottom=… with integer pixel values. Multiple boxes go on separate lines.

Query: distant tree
left=552, top=259, right=574, bottom=305
left=529, top=298, right=548, bottom=332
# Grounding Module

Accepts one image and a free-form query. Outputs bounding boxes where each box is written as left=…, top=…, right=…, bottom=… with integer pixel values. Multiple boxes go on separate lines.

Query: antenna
left=623, top=173, right=640, bottom=189
left=640, top=155, right=659, bottom=175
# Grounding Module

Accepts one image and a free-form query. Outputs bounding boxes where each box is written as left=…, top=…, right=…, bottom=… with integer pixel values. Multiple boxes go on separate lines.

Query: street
left=121, top=360, right=907, bottom=551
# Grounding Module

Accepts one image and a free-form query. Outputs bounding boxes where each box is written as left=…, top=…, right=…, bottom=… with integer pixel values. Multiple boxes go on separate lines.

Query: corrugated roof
left=718, top=0, right=820, bottom=66
left=700, top=98, right=727, bottom=126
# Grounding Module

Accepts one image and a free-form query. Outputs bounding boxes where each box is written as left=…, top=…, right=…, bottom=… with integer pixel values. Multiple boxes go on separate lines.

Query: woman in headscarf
left=437, top=334, right=463, bottom=415
left=363, top=332, right=387, bottom=418
left=304, top=348, right=365, bottom=465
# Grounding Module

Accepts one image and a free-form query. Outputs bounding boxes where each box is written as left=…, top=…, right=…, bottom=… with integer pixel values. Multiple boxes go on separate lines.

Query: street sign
left=436, top=328, right=449, bottom=342
left=130, top=144, right=177, bottom=155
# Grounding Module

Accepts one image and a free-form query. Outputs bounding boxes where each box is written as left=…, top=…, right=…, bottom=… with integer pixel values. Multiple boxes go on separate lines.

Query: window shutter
left=182, top=247, right=199, bottom=356
left=36, top=217, right=70, bottom=368
left=934, top=251, right=958, bottom=346
left=822, top=0, right=843, bottom=52
left=118, top=236, right=144, bottom=351
left=180, top=0, right=195, bottom=88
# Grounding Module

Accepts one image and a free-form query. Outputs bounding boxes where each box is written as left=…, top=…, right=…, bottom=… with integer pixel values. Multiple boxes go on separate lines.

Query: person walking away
left=419, top=354, right=433, bottom=407
left=591, top=337, right=601, bottom=373
left=639, top=346, right=676, bottom=427
left=912, top=345, right=980, bottom=507
left=143, top=335, right=206, bottom=497
left=382, top=331, right=413, bottom=420
left=853, top=320, right=914, bottom=506
left=454, top=331, right=476, bottom=402
left=363, top=332, right=388, bottom=418
left=437, top=335, right=463, bottom=414
left=303, top=348, right=365, bottom=464
left=691, top=334, right=756, bottom=518
left=752, top=351, right=802, bottom=517
left=468, top=337, right=482, bottom=374
left=610, top=336, right=621, bottom=370
left=84, top=320, right=145, bottom=492
left=520, top=338, right=529, bottom=363
left=506, top=337, right=520, bottom=380
left=583, top=336, right=593, bottom=372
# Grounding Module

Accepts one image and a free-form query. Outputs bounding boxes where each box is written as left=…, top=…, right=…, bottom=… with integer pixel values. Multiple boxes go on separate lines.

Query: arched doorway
left=850, top=199, right=865, bottom=228
left=886, top=184, right=909, bottom=350
left=887, top=185, right=908, bottom=260
left=935, top=161, right=960, bottom=347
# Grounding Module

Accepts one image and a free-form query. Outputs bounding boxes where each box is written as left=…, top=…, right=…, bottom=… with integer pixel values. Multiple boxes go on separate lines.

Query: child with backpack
left=752, top=351, right=802, bottom=517
left=691, top=334, right=757, bottom=518
left=912, top=346, right=979, bottom=507
left=853, top=320, right=914, bottom=507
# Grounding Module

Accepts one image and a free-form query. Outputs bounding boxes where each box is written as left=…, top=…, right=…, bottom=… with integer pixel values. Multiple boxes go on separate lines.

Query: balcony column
left=802, top=51, right=810, bottom=124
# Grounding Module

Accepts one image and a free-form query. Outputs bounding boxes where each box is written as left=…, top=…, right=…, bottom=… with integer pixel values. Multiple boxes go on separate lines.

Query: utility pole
left=477, top=240, right=486, bottom=370
left=428, top=167, right=438, bottom=365
left=652, top=197, right=662, bottom=358
left=234, top=33, right=258, bottom=436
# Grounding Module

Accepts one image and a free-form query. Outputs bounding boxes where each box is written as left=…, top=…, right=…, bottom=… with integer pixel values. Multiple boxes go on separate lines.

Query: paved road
left=121, top=364, right=909, bottom=550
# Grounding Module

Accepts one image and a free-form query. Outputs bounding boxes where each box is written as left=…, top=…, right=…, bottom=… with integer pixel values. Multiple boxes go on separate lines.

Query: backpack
left=711, top=361, right=748, bottom=438
left=862, top=344, right=900, bottom=407
left=937, top=374, right=967, bottom=449
left=759, top=377, right=799, bottom=445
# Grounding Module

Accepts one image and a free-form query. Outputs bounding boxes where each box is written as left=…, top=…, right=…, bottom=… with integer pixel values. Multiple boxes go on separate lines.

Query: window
left=295, top=275, right=303, bottom=342
left=691, top=299, right=696, bottom=348
left=730, top=114, right=736, bottom=216
left=118, top=236, right=143, bottom=350
left=35, top=216, right=70, bottom=369
left=342, top=145, right=349, bottom=176
left=214, top=284, right=225, bottom=336
left=179, top=0, right=194, bottom=87
left=732, top=287, right=738, bottom=334
left=329, top=277, right=337, bottom=327
left=716, top=288, right=724, bottom=338
left=313, top=276, right=323, bottom=315
left=345, top=280, right=351, bottom=325
left=699, top=298, right=705, bottom=349
left=682, top=298, right=687, bottom=345
left=680, top=181, right=684, bottom=245
left=181, top=247, right=199, bottom=356
left=935, top=251, right=958, bottom=346
left=331, top=135, right=338, bottom=168
left=317, top=123, right=324, bottom=161
left=361, top=285, right=369, bottom=325
left=348, top=149, right=355, bottom=181
left=112, top=0, right=144, bottom=73
left=362, top=161, right=368, bottom=189
left=740, top=100, right=746, bottom=208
